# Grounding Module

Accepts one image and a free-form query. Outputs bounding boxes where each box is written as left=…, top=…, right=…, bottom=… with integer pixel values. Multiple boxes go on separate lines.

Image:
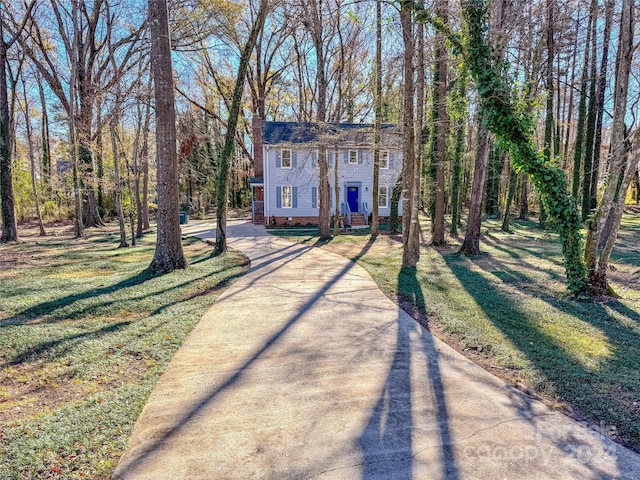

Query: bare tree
left=0, top=0, right=34, bottom=243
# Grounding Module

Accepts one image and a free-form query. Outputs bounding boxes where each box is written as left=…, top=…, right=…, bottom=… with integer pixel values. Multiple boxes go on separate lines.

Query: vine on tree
left=461, top=0, right=587, bottom=293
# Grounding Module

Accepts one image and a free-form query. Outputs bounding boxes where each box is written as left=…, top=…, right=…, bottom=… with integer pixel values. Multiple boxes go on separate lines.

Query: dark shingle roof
left=262, top=121, right=398, bottom=145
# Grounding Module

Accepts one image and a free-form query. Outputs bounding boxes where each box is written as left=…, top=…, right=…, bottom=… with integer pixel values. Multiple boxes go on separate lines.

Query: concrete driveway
left=113, top=221, right=640, bottom=479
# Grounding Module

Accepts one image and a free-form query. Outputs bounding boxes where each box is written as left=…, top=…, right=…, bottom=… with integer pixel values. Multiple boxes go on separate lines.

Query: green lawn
left=0, top=226, right=247, bottom=479
left=282, top=214, right=640, bottom=453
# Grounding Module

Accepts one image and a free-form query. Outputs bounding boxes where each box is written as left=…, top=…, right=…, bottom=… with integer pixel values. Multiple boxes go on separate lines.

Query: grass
left=0, top=225, right=248, bottom=479
left=280, top=213, right=640, bottom=453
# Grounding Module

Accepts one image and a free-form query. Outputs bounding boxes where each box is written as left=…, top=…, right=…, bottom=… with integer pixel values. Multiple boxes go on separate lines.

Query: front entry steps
left=349, top=212, right=367, bottom=228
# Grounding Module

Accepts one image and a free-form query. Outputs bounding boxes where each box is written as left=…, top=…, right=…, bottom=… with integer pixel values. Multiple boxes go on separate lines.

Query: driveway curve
left=113, top=221, right=640, bottom=479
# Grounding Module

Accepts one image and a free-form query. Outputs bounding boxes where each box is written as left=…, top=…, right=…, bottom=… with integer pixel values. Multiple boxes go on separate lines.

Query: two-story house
left=251, top=121, right=403, bottom=227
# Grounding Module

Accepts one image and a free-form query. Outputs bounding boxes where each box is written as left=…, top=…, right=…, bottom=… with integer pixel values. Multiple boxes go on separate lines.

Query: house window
left=348, top=150, right=358, bottom=164
left=380, top=150, right=389, bottom=169
left=282, top=185, right=292, bottom=208
left=281, top=149, right=292, bottom=168
left=378, top=186, right=389, bottom=208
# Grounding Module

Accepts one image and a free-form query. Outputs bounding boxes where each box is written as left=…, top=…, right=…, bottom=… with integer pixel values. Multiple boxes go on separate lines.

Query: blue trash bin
left=179, top=212, right=188, bottom=224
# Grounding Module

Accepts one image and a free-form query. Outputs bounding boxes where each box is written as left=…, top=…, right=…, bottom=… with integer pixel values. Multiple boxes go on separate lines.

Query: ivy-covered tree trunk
left=462, top=0, right=588, bottom=293
left=484, top=145, right=501, bottom=216
left=450, top=67, right=467, bottom=236
left=580, top=1, right=599, bottom=220
left=571, top=0, right=595, bottom=202
left=215, top=0, right=268, bottom=253
left=389, top=175, right=402, bottom=234
left=431, top=0, right=448, bottom=246
left=37, top=73, right=51, bottom=191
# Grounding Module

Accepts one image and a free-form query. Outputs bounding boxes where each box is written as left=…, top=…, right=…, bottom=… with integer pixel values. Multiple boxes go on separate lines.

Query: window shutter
left=276, top=187, right=282, bottom=208
left=276, top=150, right=281, bottom=168
left=343, top=151, right=348, bottom=164
left=312, top=151, right=318, bottom=167
left=292, top=187, right=298, bottom=208
left=358, top=150, right=363, bottom=164
left=327, top=151, right=332, bottom=166
left=329, top=187, right=333, bottom=208
left=389, top=152, right=395, bottom=167
left=312, top=187, right=318, bottom=208
left=292, top=151, right=297, bottom=168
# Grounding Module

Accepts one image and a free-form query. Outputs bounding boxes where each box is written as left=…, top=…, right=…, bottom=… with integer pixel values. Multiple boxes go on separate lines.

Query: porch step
left=349, top=213, right=367, bottom=226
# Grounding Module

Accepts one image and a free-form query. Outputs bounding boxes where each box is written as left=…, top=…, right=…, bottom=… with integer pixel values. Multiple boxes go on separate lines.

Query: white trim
left=281, top=148, right=292, bottom=168
left=378, top=185, right=389, bottom=208
left=282, top=185, right=293, bottom=208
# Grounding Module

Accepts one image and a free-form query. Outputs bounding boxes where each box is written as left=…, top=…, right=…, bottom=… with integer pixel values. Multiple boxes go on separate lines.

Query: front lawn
left=0, top=225, right=247, bottom=479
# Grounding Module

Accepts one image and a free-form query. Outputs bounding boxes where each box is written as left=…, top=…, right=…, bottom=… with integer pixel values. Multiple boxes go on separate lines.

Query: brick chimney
left=252, top=116, right=264, bottom=178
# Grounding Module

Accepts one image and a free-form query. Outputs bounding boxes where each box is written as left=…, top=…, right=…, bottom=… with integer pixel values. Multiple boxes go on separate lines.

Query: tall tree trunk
left=0, top=11, right=17, bottom=243
left=581, top=2, right=599, bottom=220
left=305, top=0, right=330, bottom=239
left=371, top=0, right=382, bottom=237
left=584, top=0, right=635, bottom=293
left=590, top=0, right=615, bottom=213
left=215, top=0, right=268, bottom=253
left=110, top=109, right=128, bottom=248
left=37, top=72, right=51, bottom=191
left=501, top=164, right=518, bottom=232
left=562, top=14, right=579, bottom=168
left=431, top=0, right=448, bottom=246
left=400, top=2, right=417, bottom=267
left=133, top=93, right=144, bottom=238
left=95, top=98, right=105, bottom=217
left=518, top=174, right=529, bottom=220
left=571, top=2, right=595, bottom=201
left=22, top=76, right=45, bottom=236
left=148, top=0, right=186, bottom=272
left=460, top=117, right=490, bottom=255
left=141, top=98, right=151, bottom=231
left=543, top=0, right=554, bottom=167
left=450, top=66, right=467, bottom=236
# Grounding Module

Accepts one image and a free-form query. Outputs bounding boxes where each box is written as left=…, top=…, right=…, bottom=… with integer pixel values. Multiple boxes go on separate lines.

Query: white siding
left=264, top=144, right=403, bottom=219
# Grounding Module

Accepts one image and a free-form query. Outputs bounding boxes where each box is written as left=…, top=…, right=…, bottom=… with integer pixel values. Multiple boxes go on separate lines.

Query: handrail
left=362, top=202, right=369, bottom=225
left=342, top=201, right=352, bottom=226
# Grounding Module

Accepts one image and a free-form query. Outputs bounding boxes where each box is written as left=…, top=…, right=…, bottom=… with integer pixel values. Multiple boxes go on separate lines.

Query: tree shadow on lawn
left=4, top=259, right=246, bottom=326
left=0, top=320, right=133, bottom=369
left=439, top=251, right=640, bottom=454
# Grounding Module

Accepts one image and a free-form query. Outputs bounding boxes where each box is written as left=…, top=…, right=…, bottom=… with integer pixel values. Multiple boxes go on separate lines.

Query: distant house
left=251, top=121, right=403, bottom=227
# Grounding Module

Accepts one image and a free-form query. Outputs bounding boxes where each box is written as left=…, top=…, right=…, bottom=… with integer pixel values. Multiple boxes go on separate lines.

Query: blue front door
left=347, top=186, right=359, bottom=212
